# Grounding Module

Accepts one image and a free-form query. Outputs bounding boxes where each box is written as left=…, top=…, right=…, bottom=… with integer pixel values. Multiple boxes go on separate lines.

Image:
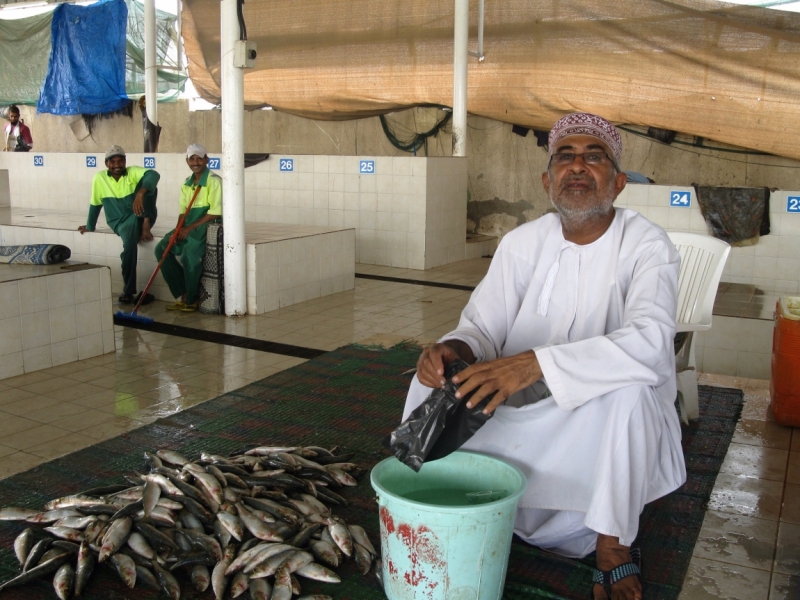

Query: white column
left=221, top=0, right=247, bottom=316
left=144, top=0, right=158, bottom=125
left=452, top=0, right=468, bottom=157
left=176, top=0, right=183, bottom=73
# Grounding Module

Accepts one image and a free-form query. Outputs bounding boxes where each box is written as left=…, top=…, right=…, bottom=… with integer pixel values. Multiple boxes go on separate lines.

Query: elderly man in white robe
left=403, top=112, right=686, bottom=600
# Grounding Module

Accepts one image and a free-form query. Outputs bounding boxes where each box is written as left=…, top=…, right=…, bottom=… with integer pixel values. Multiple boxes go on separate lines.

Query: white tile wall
left=616, top=185, right=800, bottom=293
left=0, top=152, right=469, bottom=270
left=0, top=266, right=114, bottom=379
left=692, top=316, right=774, bottom=379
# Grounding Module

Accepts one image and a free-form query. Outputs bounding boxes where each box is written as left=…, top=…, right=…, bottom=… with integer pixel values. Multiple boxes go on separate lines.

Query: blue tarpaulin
left=37, top=0, right=129, bottom=115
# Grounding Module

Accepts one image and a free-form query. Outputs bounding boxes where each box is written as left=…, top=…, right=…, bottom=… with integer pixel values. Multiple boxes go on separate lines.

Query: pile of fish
left=0, top=445, right=379, bottom=599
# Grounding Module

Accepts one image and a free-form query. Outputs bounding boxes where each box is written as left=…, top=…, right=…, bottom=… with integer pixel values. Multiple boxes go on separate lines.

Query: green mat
left=0, top=343, right=743, bottom=599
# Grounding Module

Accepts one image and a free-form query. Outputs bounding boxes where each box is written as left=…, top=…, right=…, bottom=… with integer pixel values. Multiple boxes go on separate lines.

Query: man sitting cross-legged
left=404, top=112, right=686, bottom=600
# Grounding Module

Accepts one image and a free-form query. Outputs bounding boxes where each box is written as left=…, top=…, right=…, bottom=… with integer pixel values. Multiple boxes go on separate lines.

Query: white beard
left=548, top=174, right=616, bottom=230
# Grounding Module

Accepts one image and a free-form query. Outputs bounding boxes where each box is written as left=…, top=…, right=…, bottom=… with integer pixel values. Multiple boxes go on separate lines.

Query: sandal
left=134, top=292, right=155, bottom=306
left=180, top=302, right=199, bottom=313
left=589, top=548, right=641, bottom=600
left=118, top=293, right=135, bottom=304
left=166, top=301, right=187, bottom=311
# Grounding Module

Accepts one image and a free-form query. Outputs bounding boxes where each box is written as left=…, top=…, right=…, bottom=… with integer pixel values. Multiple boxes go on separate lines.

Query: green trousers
left=111, top=190, right=158, bottom=296
left=155, top=217, right=212, bottom=305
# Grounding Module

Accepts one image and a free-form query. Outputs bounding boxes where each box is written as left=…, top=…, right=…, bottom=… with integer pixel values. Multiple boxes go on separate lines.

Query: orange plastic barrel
left=770, top=297, right=800, bottom=427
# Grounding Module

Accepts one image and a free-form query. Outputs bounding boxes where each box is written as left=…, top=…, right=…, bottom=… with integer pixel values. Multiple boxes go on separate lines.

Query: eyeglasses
left=549, top=151, right=612, bottom=167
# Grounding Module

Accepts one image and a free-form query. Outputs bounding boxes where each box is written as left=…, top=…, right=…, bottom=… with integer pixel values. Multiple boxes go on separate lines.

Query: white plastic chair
left=667, top=232, right=731, bottom=424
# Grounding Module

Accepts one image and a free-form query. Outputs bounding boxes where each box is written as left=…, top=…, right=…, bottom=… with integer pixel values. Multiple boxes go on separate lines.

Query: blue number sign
left=208, top=157, right=220, bottom=170
left=86, top=156, right=96, bottom=168
left=144, top=157, right=156, bottom=169
left=33, top=155, right=44, bottom=166
left=669, top=191, right=691, bottom=207
left=788, top=196, right=800, bottom=213
left=279, top=158, right=294, bottom=172
left=359, top=160, right=375, bottom=174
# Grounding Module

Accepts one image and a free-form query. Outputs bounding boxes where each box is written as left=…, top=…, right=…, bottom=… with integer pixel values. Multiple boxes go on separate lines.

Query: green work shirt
left=86, top=166, right=160, bottom=231
left=180, top=168, right=222, bottom=222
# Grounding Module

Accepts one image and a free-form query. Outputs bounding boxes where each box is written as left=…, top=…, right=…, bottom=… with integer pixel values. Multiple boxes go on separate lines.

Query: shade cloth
left=182, top=0, right=800, bottom=160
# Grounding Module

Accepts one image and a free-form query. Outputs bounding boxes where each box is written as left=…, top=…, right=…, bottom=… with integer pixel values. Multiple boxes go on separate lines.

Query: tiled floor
left=0, top=257, right=796, bottom=598
left=714, top=282, right=782, bottom=321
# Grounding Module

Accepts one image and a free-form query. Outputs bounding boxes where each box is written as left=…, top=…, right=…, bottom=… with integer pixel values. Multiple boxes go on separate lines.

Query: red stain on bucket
left=380, top=506, right=396, bottom=534
left=394, top=522, right=446, bottom=593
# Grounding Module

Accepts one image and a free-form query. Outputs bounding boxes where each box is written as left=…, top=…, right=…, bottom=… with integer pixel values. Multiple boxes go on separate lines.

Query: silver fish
left=230, top=570, right=250, bottom=597
left=13, top=528, right=34, bottom=566
left=296, top=562, right=341, bottom=583
left=212, top=543, right=237, bottom=600
left=291, top=573, right=301, bottom=595
left=127, top=531, right=156, bottom=559
left=109, top=552, right=137, bottom=588
left=180, top=509, right=205, bottom=532
left=156, top=448, right=190, bottom=466
left=327, top=519, right=353, bottom=557
left=243, top=546, right=294, bottom=575
left=151, top=558, right=181, bottom=599
left=142, top=480, right=161, bottom=518
left=43, top=526, right=84, bottom=542
left=0, top=507, right=39, bottom=520
left=249, top=577, right=272, bottom=600
left=191, top=564, right=210, bottom=592
left=299, top=493, right=330, bottom=514
left=244, top=446, right=298, bottom=456
left=98, top=516, right=132, bottom=562
left=353, top=542, right=373, bottom=575
left=26, top=508, right=83, bottom=524
left=53, top=516, right=97, bottom=530
left=214, top=518, right=232, bottom=549
left=156, top=497, right=183, bottom=511
left=186, top=468, right=223, bottom=504
left=327, top=467, right=358, bottom=486
left=249, top=550, right=312, bottom=579
left=348, top=524, right=377, bottom=555
left=217, top=511, right=244, bottom=541
left=225, top=542, right=273, bottom=575
left=52, top=562, right=74, bottom=600
left=83, top=518, right=107, bottom=544
left=74, top=541, right=95, bottom=596
left=310, top=539, right=339, bottom=568
left=271, top=563, right=293, bottom=600
left=135, top=565, right=160, bottom=589
left=140, top=473, right=183, bottom=496
left=235, top=503, right=283, bottom=542
left=44, top=495, right=103, bottom=510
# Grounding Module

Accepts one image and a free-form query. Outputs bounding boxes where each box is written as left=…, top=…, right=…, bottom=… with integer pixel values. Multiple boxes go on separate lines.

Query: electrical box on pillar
left=234, top=40, right=257, bottom=68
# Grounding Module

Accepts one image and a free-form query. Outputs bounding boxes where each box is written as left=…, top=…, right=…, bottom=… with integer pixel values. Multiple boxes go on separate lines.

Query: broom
left=115, top=184, right=203, bottom=325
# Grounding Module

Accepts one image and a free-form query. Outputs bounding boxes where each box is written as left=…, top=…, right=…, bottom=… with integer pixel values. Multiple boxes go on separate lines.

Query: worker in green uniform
left=78, top=145, right=159, bottom=305
left=156, top=143, right=222, bottom=312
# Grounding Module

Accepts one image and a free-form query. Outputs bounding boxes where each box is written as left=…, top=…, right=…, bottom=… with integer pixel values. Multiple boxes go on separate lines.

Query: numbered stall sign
left=670, top=190, right=691, bottom=208
left=359, top=160, right=375, bottom=174
left=788, top=196, right=800, bottom=213
left=144, top=157, right=156, bottom=169
left=33, top=155, right=44, bottom=167
left=279, top=158, right=294, bottom=172
left=86, top=156, right=97, bottom=168
left=208, top=157, right=220, bottom=170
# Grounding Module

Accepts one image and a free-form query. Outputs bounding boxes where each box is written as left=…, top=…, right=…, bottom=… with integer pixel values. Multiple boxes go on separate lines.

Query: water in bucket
left=371, top=451, right=527, bottom=600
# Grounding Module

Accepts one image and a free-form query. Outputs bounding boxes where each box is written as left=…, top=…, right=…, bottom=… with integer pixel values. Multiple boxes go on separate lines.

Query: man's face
left=105, top=155, right=126, bottom=178
left=542, top=135, right=627, bottom=228
left=7, top=111, right=19, bottom=126
left=187, top=154, right=208, bottom=175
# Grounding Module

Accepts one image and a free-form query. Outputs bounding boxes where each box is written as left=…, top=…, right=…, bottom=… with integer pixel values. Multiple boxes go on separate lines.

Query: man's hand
left=132, top=189, right=146, bottom=216
left=77, top=226, right=88, bottom=235
left=416, top=340, right=476, bottom=389
left=451, top=350, right=543, bottom=415
left=177, top=225, right=193, bottom=241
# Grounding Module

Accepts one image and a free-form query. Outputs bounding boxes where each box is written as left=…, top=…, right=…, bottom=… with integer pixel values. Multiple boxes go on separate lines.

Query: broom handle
left=132, top=184, right=203, bottom=314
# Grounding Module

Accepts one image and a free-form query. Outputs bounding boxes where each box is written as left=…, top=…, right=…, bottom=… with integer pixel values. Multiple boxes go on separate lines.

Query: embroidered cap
left=105, top=145, right=126, bottom=160
left=548, top=113, right=622, bottom=169
left=186, top=143, right=207, bottom=159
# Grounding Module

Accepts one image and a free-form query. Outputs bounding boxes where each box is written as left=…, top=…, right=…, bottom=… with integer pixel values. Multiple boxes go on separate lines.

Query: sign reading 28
left=788, top=196, right=800, bottom=213
left=144, top=157, right=156, bottom=168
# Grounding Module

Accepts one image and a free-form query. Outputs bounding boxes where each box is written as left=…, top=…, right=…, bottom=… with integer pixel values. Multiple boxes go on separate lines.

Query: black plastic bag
left=383, top=359, right=495, bottom=471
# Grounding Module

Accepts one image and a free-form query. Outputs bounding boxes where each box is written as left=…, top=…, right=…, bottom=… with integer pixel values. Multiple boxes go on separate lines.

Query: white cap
left=186, top=143, right=207, bottom=159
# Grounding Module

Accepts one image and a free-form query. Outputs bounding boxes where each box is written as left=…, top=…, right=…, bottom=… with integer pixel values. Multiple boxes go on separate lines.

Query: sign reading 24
left=670, top=191, right=691, bottom=208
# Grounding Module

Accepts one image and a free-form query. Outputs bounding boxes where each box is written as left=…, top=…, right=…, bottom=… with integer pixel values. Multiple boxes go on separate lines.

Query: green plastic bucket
left=371, top=451, right=527, bottom=600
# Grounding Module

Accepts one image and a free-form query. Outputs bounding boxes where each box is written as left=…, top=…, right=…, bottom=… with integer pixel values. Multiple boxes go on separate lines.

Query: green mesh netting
left=0, top=11, right=52, bottom=106
left=0, top=0, right=185, bottom=107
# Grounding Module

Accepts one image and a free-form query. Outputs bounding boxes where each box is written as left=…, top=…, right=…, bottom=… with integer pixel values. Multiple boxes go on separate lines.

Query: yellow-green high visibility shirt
left=86, top=166, right=159, bottom=231
left=180, top=168, right=222, bottom=216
